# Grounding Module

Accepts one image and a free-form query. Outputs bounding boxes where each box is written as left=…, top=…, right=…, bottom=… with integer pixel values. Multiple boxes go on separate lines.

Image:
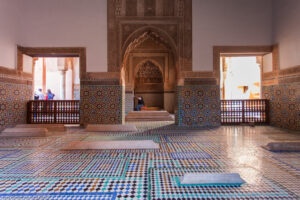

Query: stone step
left=126, top=111, right=174, bottom=121
left=1, top=128, right=48, bottom=137
left=16, top=124, right=66, bottom=131
left=85, top=124, right=137, bottom=132
left=127, top=111, right=170, bottom=116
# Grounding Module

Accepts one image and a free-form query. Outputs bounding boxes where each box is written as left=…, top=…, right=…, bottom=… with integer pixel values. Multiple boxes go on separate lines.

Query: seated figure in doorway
left=136, top=96, right=145, bottom=111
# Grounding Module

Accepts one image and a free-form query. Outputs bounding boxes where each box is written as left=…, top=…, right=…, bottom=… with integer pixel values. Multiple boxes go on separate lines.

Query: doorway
left=134, top=61, right=164, bottom=110
left=220, top=56, right=261, bottom=100
left=122, top=30, right=177, bottom=116
left=18, top=46, right=86, bottom=124
left=33, top=57, right=80, bottom=100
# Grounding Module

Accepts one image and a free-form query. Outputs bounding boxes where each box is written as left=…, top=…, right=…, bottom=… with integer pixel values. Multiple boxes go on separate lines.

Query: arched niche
left=121, top=28, right=177, bottom=114
left=134, top=61, right=164, bottom=109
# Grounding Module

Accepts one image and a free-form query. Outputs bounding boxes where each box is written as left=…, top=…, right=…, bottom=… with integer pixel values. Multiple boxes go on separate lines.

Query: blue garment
left=136, top=104, right=144, bottom=111
left=47, top=93, right=55, bottom=100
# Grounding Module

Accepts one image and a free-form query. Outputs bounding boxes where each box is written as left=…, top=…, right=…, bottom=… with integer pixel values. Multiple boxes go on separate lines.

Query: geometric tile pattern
left=149, top=167, right=299, bottom=199
left=177, top=85, right=221, bottom=126
left=272, top=155, right=300, bottom=176
left=81, top=158, right=129, bottom=178
left=263, top=83, right=300, bottom=131
left=170, top=151, right=212, bottom=159
left=0, top=150, right=22, bottom=159
left=0, top=124, right=299, bottom=199
left=0, top=150, right=30, bottom=160
left=80, top=85, right=124, bottom=125
left=1, top=160, right=53, bottom=177
left=0, top=80, right=32, bottom=131
left=0, top=192, right=117, bottom=200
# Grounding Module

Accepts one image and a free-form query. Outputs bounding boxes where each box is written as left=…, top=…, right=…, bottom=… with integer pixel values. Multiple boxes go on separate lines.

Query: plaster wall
left=18, top=0, right=107, bottom=72
left=0, top=0, right=21, bottom=69
left=23, top=54, right=33, bottom=73
left=263, top=53, right=273, bottom=73
left=193, top=0, right=273, bottom=71
left=273, top=0, right=300, bottom=69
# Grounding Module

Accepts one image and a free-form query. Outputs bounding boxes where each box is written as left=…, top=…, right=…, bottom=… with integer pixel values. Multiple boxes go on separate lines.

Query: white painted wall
left=193, top=0, right=273, bottom=71
left=4, top=0, right=299, bottom=74
left=19, top=0, right=107, bottom=72
left=263, top=53, right=273, bottom=72
left=273, top=0, right=300, bottom=69
left=0, top=0, right=21, bottom=69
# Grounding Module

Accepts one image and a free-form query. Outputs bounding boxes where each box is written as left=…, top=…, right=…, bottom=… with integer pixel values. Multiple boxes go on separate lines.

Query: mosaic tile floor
left=0, top=122, right=299, bottom=199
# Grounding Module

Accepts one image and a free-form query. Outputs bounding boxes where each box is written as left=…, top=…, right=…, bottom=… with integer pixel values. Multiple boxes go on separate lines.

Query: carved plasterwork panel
left=136, top=61, right=163, bottom=84
left=108, top=0, right=192, bottom=73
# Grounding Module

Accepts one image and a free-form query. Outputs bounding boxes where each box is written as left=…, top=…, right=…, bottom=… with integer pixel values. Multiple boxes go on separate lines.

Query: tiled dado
left=80, top=85, right=124, bottom=125
left=263, top=83, right=300, bottom=131
left=176, top=85, right=220, bottom=126
left=0, top=77, right=32, bottom=131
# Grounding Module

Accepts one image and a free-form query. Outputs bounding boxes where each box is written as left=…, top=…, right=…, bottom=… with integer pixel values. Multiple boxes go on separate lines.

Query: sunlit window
left=220, top=57, right=261, bottom=100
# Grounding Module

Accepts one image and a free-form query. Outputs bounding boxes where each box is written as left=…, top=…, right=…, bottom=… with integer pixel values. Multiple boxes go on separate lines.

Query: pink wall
left=192, top=0, right=273, bottom=71
left=0, top=0, right=21, bottom=69
left=19, top=0, right=107, bottom=72
left=1, top=0, right=298, bottom=73
left=273, top=0, right=300, bottom=69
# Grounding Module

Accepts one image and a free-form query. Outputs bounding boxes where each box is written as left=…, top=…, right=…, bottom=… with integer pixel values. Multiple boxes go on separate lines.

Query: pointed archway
left=121, top=28, right=178, bottom=115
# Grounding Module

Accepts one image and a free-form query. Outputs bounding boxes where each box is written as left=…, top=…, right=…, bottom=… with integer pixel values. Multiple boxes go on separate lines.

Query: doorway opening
left=18, top=46, right=86, bottom=124
left=220, top=55, right=269, bottom=124
left=122, top=29, right=177, bottom=122
left=121, top=29, right=177, bottom=122
left=33, top=57, right=80, bottom=100
left=134, top=61, right=164, bottom=110
left=220, top=56, right=261, bottom=100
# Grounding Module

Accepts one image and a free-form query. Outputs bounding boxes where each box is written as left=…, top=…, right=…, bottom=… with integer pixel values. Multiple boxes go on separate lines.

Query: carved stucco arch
left=121, top=26, right=178, bottom=65
left=121, top=26, right=178, bottom=86
left=132, top=59, right=165, bottom=87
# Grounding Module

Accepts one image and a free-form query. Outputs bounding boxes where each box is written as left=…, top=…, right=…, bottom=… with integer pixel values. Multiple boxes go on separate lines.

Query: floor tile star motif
left=40, top=159, right=88, bottom=178
left=0, top=192, right=117, bottom=200
left=0, top=150, right=31, bottom=161
left=80, top=158, right=129, bottom=178
left=271, top=155, right=300, bottom=177
left=0, top=124, right=299, bottom=199
left=149, top=167, right=299, bottom=199
left=170, top=152, right=212, bottom=159
left=0, top=160, right=54, bottom=178
left=164, top=142, right=205, bottom=152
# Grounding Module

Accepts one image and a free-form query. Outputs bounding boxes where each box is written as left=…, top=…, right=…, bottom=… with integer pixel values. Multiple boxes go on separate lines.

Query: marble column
left=59, top=70, right=66, bottom=100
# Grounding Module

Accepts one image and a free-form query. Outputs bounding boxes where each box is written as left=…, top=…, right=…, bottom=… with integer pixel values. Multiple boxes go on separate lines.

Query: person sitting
left=136, top=96, right=145, bottom=111
left=46, top=89, right=55, bottom=100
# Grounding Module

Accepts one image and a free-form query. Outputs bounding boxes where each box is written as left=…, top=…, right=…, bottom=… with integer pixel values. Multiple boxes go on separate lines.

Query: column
left=59, top=71, right=66, bottom=100
left=43, top=58, right=47, bottom=93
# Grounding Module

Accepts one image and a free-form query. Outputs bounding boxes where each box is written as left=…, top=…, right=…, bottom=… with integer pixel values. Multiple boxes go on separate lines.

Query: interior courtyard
left=0, top=0, right=299, bottom=199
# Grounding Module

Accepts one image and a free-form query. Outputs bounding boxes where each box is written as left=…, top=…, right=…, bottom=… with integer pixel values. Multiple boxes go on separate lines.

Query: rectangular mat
left=1, top=128, right=48, bottom=137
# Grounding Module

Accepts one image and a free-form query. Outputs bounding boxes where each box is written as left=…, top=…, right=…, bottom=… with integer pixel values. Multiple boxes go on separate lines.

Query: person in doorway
left=136, top=96, right=145, bottom=111
left=34, top=91, right=39, bottom=100
left=46, top=89, right=55, bottom=100
left=36, top=88, right=45, bottom=100
left=45, top=89, right=55, bottom=112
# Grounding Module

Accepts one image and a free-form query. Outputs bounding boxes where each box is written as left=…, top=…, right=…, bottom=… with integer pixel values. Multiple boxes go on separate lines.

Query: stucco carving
left=136, top=61, right=163, bottom=84
left=107, top=0, right=192, bottom=72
